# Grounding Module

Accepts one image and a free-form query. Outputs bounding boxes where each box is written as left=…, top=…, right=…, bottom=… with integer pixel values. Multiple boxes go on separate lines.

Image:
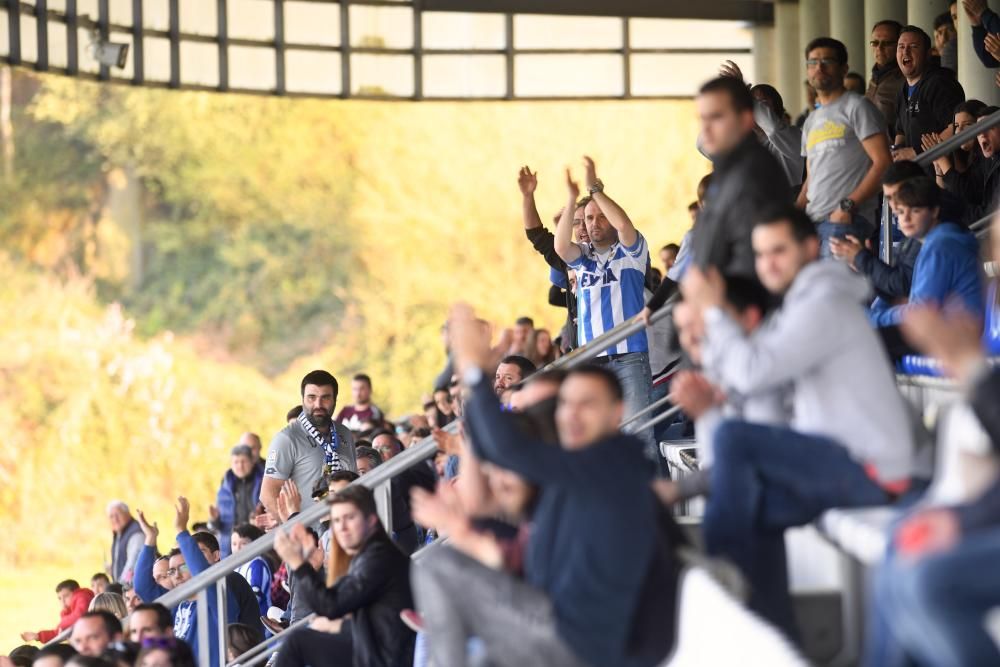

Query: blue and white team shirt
left=567, top=233, right=649, bottom=356
left=236, top=556, right=273, bottom=617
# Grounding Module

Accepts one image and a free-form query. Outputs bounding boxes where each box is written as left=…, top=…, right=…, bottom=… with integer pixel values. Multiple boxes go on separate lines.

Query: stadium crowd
left=7, top=2, right=1000, bottom=666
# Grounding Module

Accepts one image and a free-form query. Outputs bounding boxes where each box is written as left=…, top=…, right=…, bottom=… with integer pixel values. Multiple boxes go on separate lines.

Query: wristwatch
left=461, top=365, right=484, bottom=387
left=839, top=198, right=856, bottom=213
left=588, top=179, right=604, bottom=195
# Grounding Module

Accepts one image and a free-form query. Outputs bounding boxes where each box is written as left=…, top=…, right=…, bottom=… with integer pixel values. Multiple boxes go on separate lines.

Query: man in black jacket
left=645, top=76, right=789, bottom=315
left=891, top=26, right=965, bottom=160
left=938, top=105, right=1000, bottom=225
left=273, top=485, right=414, bottom=667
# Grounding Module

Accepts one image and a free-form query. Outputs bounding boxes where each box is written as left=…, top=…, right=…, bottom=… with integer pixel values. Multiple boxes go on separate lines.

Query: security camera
left=87, top=28, right=129, bottom=68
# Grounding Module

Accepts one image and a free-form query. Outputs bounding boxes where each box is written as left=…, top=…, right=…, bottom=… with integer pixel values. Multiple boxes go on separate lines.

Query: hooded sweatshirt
left=702, top=260, right=914, bottom=483
left=895, top=65, right=965, bottom=155
left=37, top=587, right=95, bottom=642
left=870, top=222, right=984, bottom=327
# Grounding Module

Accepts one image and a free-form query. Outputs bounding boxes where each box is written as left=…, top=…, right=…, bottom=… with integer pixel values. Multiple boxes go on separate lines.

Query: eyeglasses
left=869, top=40, right=897, bottom=48
left=166, top=564, right=189, bottom=577
left=805, top=58, right=840, bottom=68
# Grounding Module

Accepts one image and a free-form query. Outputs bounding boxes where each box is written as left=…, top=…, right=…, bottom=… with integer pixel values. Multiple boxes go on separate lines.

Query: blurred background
left=0, top=0, right=755, bottom=647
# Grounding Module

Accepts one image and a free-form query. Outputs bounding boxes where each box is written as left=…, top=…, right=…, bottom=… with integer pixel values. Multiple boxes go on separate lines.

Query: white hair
left=106, top=500, right=129, bottom=515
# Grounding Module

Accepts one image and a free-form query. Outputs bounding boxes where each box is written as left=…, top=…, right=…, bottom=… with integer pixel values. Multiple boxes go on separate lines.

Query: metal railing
left=62, top=303, right=676, bottom=667
left=878, top=108, right=1000, bottom=265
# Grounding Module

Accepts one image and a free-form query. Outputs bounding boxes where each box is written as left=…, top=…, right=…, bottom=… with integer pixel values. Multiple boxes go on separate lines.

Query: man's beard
left=307, top=409, right=332, bottom=429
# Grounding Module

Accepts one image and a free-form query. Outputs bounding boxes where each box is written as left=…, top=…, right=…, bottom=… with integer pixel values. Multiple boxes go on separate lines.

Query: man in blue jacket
left=211, top=444, right=264, bottom=557
left=870, top=176, right=983, bottom=357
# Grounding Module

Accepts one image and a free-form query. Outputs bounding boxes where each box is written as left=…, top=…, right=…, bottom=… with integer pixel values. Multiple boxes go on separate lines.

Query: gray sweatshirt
left=702, top=260, right=914, bottom=482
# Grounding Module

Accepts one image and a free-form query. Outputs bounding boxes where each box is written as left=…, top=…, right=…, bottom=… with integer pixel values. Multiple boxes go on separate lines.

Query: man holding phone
left=795, top=37, right=892, bottom=256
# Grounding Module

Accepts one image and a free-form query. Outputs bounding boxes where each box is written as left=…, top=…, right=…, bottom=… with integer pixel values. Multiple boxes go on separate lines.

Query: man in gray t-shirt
left=796, top=37, right=891, bottom=255
left=260, top=370, right=358, bottom=521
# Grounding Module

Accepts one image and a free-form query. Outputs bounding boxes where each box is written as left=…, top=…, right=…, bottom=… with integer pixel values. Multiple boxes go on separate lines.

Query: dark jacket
left=111, top=518, right=144, bottom=583
left=867, top=62, right=905, bottom=137
left=955, top=367, right=1000, bottom=532
left=216, top=465, right=264, bottom=556
left=295, top=530, right=415, bottom=667
left=465, top=378, right=672, bottom=667
left=944, top=154, right=1000, bottom=225
left=973, top=9, right=1000, bottom=67
left=895, top=65, right=965, bottom=152
left=853, top=237, right=921, bottom=301
left=526, top=226, right=578, bottom=349
left=389, top=459, right=437, bottom=550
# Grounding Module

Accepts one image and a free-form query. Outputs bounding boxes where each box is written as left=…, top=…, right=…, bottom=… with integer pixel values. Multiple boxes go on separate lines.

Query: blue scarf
left=297, top=411, right=343, bottom=473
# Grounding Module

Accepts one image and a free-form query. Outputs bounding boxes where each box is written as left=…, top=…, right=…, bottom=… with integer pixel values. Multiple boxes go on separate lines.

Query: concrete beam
left=422, top=0, right=775, bottom=22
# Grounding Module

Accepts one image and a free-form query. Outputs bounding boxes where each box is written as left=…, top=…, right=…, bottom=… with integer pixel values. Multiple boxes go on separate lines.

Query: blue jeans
left=818, top=215, right=872, bottom=258
left=703, top=421, right=890, bottom=638
left=866, top=525, right=1000, bottom=667
left=603, top=352, right=655, bottom=465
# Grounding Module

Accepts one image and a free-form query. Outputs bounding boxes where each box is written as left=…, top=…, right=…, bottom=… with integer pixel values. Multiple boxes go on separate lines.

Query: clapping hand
left=985, top=32, right=1000, bottom=61
left=136, top=509, right=160, bottom=546
left=719, top=59, right=744, bottom=81
left=582, top=155, right=599, bottom=191
left=517, top=166, right=537, bottom=196
left=174, top=496, right=190, bottom=535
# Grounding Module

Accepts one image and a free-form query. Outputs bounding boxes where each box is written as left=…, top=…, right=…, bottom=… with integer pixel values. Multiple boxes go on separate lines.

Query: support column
left=907, top=0, right=950, bottom=33
left=830, top=0, right=867, bottom=76
left=753, top=24, right=777, bottom=86
left=800, top=0, right=830, bottom=111
left=958, top=1, right=1000, bottom=104
left=864, top=0, right=908, bottom=73
left=775, top=1, right=804, bottom=114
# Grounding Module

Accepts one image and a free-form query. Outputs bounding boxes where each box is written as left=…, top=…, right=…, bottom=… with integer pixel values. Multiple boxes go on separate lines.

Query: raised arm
left=133, top=510, right=167, bottom=603
left=583, top=156, right=638, bottom=248
left=518, top=166, right=543, bottom=230
left=554, top=169, right=583, bottom=264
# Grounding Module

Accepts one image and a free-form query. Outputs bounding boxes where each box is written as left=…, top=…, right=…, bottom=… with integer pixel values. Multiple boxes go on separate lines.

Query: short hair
left=77, top=611, right=122, bottom=638
left=90, top=573, right=110, bottom=585
left=32, top=644, right=77, bottom=665
left=134, top=642, right=195, bottom=667
left=9, top=645, right=38, bottom=667
left=132, top=603, right=173, bottom=631
left=687, top=201, right=699, bottom=211
left=662, top=244, right=680, bottom=256
left=934, top=11, right=954, bottom=30
left=228, top=624, right=259, bottom=659
left=106, top=501, right=129, bottom=515
left=300, top=370, right=338, bottom=398
left=845, top=71, right=865, bottom=87
left=514, top=316, right=535, bottom=327
left=286, top=405, right=303, bottom=421
left=698, top=76, right=754, bottom=113
left=754, top=207, right=819, bottom=242
left=371, top=431, right=403, bottom=452
left=190, top=531, right=220, bottom=555
left=329, top=469, right=360, bottom=485
left=805, top=37, right=849, bottom=65
left=166, top=548, right=182, bottom=560
left=88, top=592, right=127, bottom=619
left=899, top=25, right=932, bottom=52
left=355, top=446, right=383, bottom=469
left=352, top=373, right=372, bottom=387
left=498, top=355, right=537, bottom=380
left=104, top=583, right=123, bottom=597
left=574, top=196, right=592, bottom=210
left=872, top=20, right=903, bottom=37
left=230, top=444, right=253, bottom=458
left=893, top=176, right=941, bottom=208
left=56, top=579, right=81, bottom=594
left=749, top=83, right=785, bottom=117
left=696, top=174, right=713, bottom=201
left=233, top=523, right=265, bottom=542
left=564, top=365, right=624, bottom=402
left=328, top=484, right=378, bottom=520
left=882, top=160, right=926, bottom=185
left=725, top=276, right=774, bottom=317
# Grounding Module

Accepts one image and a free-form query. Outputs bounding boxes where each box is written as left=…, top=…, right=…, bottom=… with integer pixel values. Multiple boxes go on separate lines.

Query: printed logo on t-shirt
left=806, top=120, right=847, bottom=151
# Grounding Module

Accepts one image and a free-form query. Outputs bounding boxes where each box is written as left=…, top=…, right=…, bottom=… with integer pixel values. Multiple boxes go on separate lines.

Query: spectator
left=336, top=374, right=384, bottom=434
left=870, top=177, right=983, bottom=356
left=260, top=370, right=358, bottom=523
left=934, top=11, right=958, bottom=71
left=845, top=71, right=866, bottom=93
left=69, top=612, right=122, bottom=658
left=30, top=645, right=76, bottom=667
left=272, top=485, right=415, bottom=667
left=528, top=329, right=557, bottom=368
left=421, top=399, right=438, bottom=428
left=107, top=501, right=144, bottom=584
left=646, top=76, right=789, bottom=317
left=6, top=647, right=38, bottom=667
left=237, top=432, right=264, bottom=470
left=493, top=355, right=536, bottom=398
left=935, top=104, right=1000, bottom=224
left=892, top=26, right=965, bottom=160
left=417, top=304, right=678, bottom=667
left=355, top=446, right=382, bottom=476
left=963, top=0, right=1000, bottom=67
left=431, top=387, right=455, bottom=428
left=226, top=624, right=259, bottom=664
left=751, top=82, right=805, bottom=192
left=682, top=207, right=914, bottom=636
left=927, top=99, right=986, bottom=188
left=866, top=20, right=905, bottom=137
left=553, top=156, right=656, bottom=459
left=659, top=243, right=680, bottom=273
left=127, top=603, right=174, bottom=644
left=507, top=316, right=535, bottom=357
left=368, top=430, right=436, bottom=555
left=830, top=160, right=927, bottom=302
left=133, top=641, right=195, bottom=667
left=211, top=444, right=263, bottom=557
left=121, top=585, right=141, bottom=613
left=87, top=593, right=127, bottom=619
left=285, top=405, right=302, bottom=424
left=89, top=575, right=109, bottom=596
left=20, top=580, right=94, bottom=644
left=187, top=530, right=267, bottom=638
left=797, top=37, right=891, bottom=254
left=231, top=523, right=273, bottom=618
left=794, top=79, right=818, bottom=128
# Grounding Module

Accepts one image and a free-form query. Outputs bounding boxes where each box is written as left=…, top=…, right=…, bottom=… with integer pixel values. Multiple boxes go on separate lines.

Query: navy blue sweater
left=465, top=378, right=660, bottom=667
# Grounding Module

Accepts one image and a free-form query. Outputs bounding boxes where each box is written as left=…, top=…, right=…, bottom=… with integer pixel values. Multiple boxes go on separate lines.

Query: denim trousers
left=818, top=215, right=873, bottom=258
left=601, top=351, right=656, bottom=464
left=865, top=524, right=1000, bottom=667
left=703, top=420, right=890, bottom=639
